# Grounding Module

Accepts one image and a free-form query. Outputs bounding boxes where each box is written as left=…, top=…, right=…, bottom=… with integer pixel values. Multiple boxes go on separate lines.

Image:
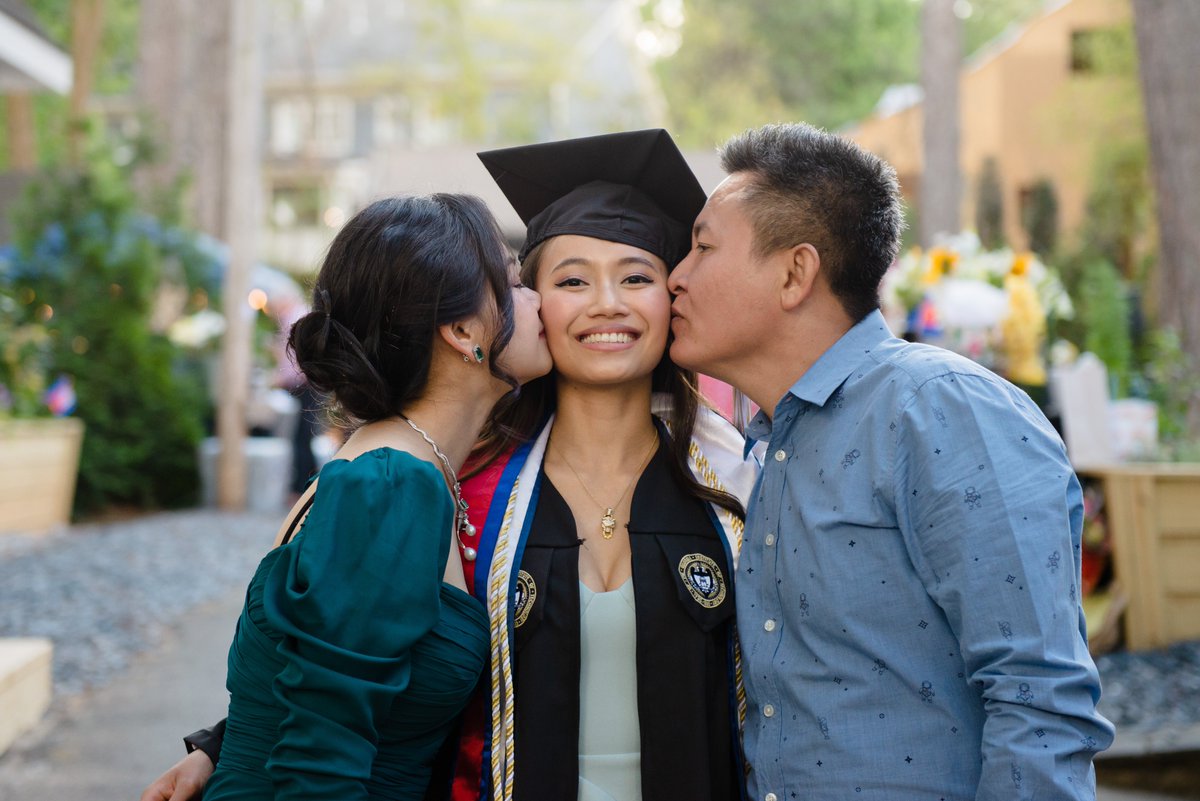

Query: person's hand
left=139, top=750, right=214, bottom=801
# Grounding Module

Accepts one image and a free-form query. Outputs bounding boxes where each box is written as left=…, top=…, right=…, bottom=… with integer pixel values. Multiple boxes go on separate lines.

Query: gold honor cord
left=688, top=439, right=747, bottom=730
left=487, top=479, right=522, bottom=801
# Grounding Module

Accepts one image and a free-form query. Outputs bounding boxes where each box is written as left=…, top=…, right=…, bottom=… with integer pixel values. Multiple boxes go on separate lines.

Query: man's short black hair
left=719, top=123, right=905, bottom=322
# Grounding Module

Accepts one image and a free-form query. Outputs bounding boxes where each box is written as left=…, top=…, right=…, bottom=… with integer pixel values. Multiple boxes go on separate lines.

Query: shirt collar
left=743, top=309, right=894, bottom=452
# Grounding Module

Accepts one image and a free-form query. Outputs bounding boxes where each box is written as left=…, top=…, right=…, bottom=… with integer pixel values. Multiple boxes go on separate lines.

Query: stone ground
left=0, top=509, right=1197, bottom=799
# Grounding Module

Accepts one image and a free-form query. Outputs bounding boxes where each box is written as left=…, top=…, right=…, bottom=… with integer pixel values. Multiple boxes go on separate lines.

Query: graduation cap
left=478, top=129, right=707, bottom=266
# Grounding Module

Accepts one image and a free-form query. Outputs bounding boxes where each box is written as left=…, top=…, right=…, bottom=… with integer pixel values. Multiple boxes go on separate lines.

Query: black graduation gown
left=510, top=431, right=742, bottom=801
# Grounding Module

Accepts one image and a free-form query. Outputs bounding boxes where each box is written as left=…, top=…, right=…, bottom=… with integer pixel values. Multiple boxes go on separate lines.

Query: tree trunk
left=1132, top=0, right=1200, bottom=435
left=919, top=0, right=962, bottom=246
left=136, top=0, right=231, bottom=239
left=5, top=94, right=37, bottom=170
left=68, top=0, right=105, bottom=164
left=216, top=0, right=264, bottom=511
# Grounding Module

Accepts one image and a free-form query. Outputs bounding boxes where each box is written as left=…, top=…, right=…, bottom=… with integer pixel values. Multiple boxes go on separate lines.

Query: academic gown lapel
left=510, top=422, right=740, bottom=801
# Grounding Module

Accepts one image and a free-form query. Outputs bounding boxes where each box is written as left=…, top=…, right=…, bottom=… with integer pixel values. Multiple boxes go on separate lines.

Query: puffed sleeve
left=261, top=450, right=452, bottom=800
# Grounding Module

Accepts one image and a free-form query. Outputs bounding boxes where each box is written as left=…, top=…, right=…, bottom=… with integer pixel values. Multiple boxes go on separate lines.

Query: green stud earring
left=472, top=345, right=485, bottom=363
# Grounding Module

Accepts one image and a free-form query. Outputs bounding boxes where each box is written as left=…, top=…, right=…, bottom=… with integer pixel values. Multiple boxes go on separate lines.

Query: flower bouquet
left=880, top=232, right=1073, bottom=385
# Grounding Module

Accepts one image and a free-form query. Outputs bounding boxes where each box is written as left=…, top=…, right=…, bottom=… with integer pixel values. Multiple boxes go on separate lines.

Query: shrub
left=1077, top=259, right=1133, bottom=397
left=975, top=157, right=1004, bottom=251
left=1021, top=178, right=1058, bottom=258
left=5, top=144, right=219, bottom=515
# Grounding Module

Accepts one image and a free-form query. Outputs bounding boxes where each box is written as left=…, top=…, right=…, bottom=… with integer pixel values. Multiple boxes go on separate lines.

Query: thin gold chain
left=551, top=432, right=658, bottom=539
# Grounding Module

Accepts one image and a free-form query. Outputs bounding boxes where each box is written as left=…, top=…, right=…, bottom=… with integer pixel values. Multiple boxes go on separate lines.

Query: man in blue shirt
left=668, top=123, right=1113, bottom=800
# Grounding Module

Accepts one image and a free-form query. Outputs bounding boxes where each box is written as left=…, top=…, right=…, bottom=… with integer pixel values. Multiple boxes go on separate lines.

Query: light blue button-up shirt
left=738, top=310, right=1114, bottom=801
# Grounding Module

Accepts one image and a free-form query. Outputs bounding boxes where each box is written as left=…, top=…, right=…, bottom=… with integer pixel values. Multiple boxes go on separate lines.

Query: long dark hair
left=288, top=193, right=516, bottom=425
left=473, top=238, right=744, bottom=521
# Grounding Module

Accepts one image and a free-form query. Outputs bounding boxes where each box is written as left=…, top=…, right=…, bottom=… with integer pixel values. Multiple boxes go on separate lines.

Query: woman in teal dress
left=199, top=193, right=551, bottom=800
left=142, top=134, right=757, bottom=801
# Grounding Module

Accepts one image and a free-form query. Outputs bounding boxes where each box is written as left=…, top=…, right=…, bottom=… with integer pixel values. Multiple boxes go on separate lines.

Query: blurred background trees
left=1, top=0, right=1198, bottom=524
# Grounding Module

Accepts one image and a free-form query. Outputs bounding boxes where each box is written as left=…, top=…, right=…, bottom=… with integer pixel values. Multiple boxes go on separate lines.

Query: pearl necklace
left=400, top=415, right=477, bottom=561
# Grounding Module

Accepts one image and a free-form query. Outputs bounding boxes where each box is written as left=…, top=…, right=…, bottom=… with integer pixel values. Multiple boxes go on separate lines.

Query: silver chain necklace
left=400, top=415, right=477, bottom=561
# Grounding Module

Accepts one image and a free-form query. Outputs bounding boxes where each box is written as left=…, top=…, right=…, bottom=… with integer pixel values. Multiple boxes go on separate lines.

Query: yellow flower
left=1010, top=252, right=1032, bottom=277
left=922, top=248, right=959, bottom=285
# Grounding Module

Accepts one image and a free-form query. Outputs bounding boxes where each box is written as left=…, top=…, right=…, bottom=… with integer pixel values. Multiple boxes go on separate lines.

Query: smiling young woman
left=448, top=130, right=760, bottom=801
left=139, top=133, right=759, bottom=801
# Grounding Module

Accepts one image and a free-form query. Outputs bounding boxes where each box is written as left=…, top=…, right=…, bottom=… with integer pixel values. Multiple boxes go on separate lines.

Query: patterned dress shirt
left=737, top=310, right=1114, bottom=801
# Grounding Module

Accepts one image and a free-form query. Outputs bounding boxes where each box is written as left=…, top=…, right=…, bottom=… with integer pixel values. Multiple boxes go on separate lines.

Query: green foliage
left=1142, top=328, right=1200, bottom=450
left=658, top=0, right=919, bottom=144
left=5, top=141, right=218, bottom=515
left=658, top=0, right=1048, bottom=144
left=1077, top=259, right=1133, bottom=397
left=961, top=0, right=1047, bottom=55
left=1053, top=20, right=1148, bottom=284
left=0, top=286, right=54, bottom=418
left=1021, top=178, right=1058, bottom=257
left=1079, top=138, right=1152, bottom=280
left=0, top=0, right=139, bottom=170
left=975, top=157, right=1004, bottom=250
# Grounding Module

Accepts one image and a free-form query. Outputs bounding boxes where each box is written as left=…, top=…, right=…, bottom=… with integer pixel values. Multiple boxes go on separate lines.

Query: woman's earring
left=472, top=345, right=485, bottom=364
left=462, top=353, right=471, bottom=363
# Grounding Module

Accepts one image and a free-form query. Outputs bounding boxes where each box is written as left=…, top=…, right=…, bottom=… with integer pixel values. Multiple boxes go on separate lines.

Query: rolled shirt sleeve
left=893, top=372, right=1114, bottom=800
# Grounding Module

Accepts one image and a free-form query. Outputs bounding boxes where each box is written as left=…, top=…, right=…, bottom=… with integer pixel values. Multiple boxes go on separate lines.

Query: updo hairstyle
left=288, top=193, right=515, bottom=424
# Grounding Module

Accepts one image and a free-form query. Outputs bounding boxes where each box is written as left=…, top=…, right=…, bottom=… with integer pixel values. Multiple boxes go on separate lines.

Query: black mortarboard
left=478, top=129, right=706, bottom=266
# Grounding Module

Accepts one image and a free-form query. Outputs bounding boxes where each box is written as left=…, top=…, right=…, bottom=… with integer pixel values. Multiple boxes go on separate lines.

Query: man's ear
left=437, top=318, right=480, bottom=361
left=780, top=243, right=821, bottom=311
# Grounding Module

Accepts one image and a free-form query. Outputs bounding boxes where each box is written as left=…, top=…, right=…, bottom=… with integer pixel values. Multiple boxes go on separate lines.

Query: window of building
left=271, top=183, right=323, bottom=228
left=270, top=98, right=311, bottom=156
left=313, top=97, right=355, bottom=158
left=373, top=96, right=411, bottom=148
left=1070, top=28, right=1123, bottom=74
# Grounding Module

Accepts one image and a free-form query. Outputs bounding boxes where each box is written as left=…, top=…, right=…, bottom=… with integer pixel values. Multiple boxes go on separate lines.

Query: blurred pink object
left=44, top=374, right=76, bottom=416
left=272, top=298, right=309, bottom=390
left=698, top=374, right=756, bottom=424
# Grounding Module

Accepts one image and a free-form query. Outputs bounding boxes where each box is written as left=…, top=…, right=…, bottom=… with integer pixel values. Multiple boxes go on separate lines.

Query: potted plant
left=0, top=284, right=83, bottom=535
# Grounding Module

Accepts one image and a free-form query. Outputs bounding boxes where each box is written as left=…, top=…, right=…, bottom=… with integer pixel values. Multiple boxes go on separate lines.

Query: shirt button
left=764, top=533, right=776, bottom=546
left=766, top=794, right=778, bottom=801
left=763, top=703, right=775, bottom=717
left=764, top=618, right=776, bottom=632
left=774, top=449, right=787, bottom=462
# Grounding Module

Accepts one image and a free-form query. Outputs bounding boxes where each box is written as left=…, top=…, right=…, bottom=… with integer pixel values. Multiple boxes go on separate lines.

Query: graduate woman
left=148, top=193, right=550, bottom=801
left=141, top=133, right=756, bottom=801
left=451, top=130, right=758, bottom=801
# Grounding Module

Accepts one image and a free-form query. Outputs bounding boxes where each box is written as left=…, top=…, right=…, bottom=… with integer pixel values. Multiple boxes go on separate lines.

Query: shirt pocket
left=653, top=533, right=736, bottom=632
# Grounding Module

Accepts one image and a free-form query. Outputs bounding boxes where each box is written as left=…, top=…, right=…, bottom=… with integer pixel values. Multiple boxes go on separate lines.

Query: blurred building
left=843, top=0, right=1132, bottom=250
left=259, top=0, right=674, bottom=270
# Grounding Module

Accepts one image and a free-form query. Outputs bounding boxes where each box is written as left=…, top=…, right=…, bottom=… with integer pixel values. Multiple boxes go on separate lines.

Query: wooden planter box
left=1077, top=463, right=1200, bottom=650
left=0, top=417, right=84, bottom=535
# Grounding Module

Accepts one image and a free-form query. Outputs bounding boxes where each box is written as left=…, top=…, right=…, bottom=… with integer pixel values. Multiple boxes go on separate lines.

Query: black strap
left=280, top=493, right=316, bottom=545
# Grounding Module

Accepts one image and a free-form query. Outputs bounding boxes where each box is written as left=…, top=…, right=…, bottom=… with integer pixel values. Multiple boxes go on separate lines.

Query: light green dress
left=578, top=578, right=642, bottom=801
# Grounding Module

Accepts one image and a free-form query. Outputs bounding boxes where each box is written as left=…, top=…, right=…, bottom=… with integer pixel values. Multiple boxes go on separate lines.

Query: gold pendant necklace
left=600, top=508, right=617, bottom=539
left=554, top=433, right=658, bottom=540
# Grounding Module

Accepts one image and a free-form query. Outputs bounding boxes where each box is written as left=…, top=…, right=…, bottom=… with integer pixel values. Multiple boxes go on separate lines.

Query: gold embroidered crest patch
left=677, top=553, right=726, bottom=608
left=514, top=570, right=537, bottom=627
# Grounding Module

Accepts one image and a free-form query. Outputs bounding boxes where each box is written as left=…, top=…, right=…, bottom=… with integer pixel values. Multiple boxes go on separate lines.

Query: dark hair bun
left=286, top=194, right=516, bottom=423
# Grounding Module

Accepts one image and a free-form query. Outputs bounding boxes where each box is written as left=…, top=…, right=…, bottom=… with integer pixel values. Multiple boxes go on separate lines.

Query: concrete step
left=0, top=639, right=52, bottom=756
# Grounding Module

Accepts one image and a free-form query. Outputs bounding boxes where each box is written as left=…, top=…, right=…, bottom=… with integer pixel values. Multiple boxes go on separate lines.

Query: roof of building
left=0, top=0, right=72, bottom=94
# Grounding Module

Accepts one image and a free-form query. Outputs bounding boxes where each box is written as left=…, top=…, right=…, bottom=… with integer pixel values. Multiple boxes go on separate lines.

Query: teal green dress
left=204, top=449, right=489, bottom=800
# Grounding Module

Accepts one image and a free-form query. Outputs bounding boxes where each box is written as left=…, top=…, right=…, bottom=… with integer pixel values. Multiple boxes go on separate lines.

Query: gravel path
left=0, top=510, right=277, bottom=696
left=1096, top=640, right=1200, bottom=758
